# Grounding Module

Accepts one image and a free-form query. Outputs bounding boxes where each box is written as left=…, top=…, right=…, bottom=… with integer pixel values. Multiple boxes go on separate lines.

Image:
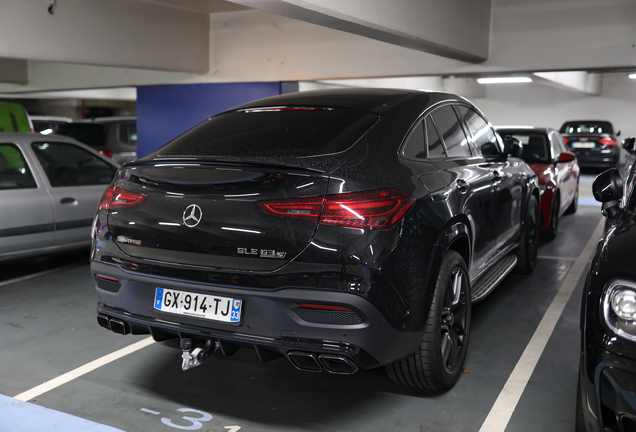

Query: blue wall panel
left=136, top=82, right=282, bottom=158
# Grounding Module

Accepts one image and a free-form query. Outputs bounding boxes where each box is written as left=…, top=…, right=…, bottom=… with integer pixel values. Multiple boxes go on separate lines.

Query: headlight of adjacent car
left=603, top=280, right=636, bottom=342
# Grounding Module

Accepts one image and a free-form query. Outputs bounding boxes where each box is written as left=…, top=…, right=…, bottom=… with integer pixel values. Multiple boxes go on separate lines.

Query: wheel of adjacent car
left=515, top=195, right=539, bottom=274
left=385, top=250, right=470, bottom=390
left=575, top=375, right=587, bottom=432
left=543, top=193, right=560, bottom=241
left=565, top=181, right=579, bottom=215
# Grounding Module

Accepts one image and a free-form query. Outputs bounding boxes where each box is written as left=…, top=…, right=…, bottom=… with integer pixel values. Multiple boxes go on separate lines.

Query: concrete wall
left=136, top=82, right=282, bottom=158
left=469, top=73, right=636, bottom=163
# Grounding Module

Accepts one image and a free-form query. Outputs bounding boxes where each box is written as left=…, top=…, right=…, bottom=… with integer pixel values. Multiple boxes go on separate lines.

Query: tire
left=386, top=250, right=470, bottom=390
left=565, top=181, right=579, bottom=215
left=515, top=195, right=539, bottom=274
left=575, top=375, right=587, bottom=432
left=542, top=194, right=559, bottom=241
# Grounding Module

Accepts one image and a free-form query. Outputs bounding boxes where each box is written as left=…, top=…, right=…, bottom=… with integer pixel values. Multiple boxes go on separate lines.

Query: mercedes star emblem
left=182, top=204, right=203, bottom=228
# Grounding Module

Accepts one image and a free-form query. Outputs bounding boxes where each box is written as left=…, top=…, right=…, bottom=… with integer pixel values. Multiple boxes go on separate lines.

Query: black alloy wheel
left=515, top=195, right=539, bottom=274
left=565, top=182, right=579, bottom=215
left=386, top=250, right=471, bottom=390
left=543, top=194, right=559, bottom=241
left=440, top=266, right=470, bottom=376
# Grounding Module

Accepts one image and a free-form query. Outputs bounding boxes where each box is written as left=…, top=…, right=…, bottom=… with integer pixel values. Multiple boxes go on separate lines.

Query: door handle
left=60, top=197, right=77, bottom=205
left=455, top=179, right=469, bottom=193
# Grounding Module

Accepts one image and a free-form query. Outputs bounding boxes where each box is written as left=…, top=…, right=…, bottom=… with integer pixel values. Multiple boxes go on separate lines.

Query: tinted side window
left=117, top=122, right=138, bottom=146
left=0, top=144, right=37, bottom=190
left=56, top=123, right=107, bottom=148
left=430, top=105, right=471, bottom=158
left=457, top=106, right=501, bottom=157
left=425, top=115, right=447, bottom=159
left=31, top=142, right=116, bottom=187
left=401, top=121, right=426, bottom=159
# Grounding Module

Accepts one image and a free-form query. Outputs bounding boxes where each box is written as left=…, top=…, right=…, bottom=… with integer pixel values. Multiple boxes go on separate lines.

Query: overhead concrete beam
left=0, top=0, right=209, bottom=73
left=0, top=58, right=28, bottom=84
left=316, top=77, right=444, bottom=92
left=533, top=72, right=603, bottom=96
left=226, top=0, right=492, bottom=62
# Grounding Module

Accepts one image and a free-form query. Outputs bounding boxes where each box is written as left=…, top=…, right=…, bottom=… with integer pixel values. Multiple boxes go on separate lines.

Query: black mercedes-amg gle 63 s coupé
left=91, top=89, right=539, bottom=390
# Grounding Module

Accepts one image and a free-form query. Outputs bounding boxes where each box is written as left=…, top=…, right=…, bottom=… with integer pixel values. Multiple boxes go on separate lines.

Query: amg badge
left=237, top=248, right=287, bottom=259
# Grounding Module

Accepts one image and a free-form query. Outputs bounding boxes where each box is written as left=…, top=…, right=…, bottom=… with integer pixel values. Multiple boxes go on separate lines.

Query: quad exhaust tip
left=97, top=314, right=130, bottom=335
left=287, top=351, right=358, bottom=375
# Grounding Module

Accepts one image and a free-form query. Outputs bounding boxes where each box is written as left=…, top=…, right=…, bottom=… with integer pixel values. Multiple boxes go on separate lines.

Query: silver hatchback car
left=0, top=133, right=118, bottom=262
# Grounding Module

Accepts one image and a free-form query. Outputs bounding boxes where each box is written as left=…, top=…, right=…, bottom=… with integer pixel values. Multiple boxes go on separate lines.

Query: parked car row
left=2, top=91, right=631, bottom=431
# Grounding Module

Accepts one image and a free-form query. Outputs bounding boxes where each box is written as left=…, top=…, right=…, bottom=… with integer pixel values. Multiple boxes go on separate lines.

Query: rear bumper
left=571, top=150, right=619, bottom=168
left=580, top=349, right=636, bottom=432
left=92, top=261, right=422, bottom=370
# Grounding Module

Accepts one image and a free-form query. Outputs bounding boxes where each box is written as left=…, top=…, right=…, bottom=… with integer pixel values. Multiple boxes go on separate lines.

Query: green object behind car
left=0, top=102, right=32, bottom=133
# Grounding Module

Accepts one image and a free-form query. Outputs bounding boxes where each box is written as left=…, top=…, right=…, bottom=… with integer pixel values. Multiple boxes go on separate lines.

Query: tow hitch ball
left=180, top=338, right=218, bottom=371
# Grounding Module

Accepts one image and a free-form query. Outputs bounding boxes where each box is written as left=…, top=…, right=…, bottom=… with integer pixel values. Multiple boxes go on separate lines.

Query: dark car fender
left=423, top=218, right=472, bottom=312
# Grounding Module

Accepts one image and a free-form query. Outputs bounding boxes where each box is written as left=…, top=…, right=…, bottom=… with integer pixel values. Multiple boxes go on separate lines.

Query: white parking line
left=0, top=263, right=78, bottom=288
left=14, top=337, right=155, bottom=402
left=479, top=217, right=605, bottom=432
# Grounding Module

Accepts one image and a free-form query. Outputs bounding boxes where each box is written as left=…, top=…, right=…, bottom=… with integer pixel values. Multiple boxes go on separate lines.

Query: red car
left=497, top=127, right=580, bottom=239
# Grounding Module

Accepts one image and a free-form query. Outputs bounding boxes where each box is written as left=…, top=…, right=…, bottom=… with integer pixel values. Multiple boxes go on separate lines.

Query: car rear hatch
left=104, top=105, right=380, bottom=272
left=107, top=162, right=330, bottom=271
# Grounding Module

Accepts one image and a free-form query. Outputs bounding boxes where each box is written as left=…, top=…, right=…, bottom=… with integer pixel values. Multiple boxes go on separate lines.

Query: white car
left=0, top=133, right=118, bottom=262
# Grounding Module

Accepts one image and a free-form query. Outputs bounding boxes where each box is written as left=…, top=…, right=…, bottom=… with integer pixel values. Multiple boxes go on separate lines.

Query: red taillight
left=98, top=184, right=148, bottom=210
left=256, top=188, right=414, bottom=230
left=599, top=137, right=617, bottom=146
left=298, top=303, right=353, bottom=312
left=562, top=137, right=569, bottom=144
left=99, top=150, right=113, bottom=158
left=255, top=196, right=324, bottom=223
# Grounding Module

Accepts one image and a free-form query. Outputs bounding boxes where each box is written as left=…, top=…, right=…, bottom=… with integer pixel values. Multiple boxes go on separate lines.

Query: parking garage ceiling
left=0, top=0, right=634, bottom=94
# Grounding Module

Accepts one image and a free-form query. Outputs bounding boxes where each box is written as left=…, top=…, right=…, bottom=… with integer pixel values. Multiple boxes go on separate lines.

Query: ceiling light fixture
left=477, top=77, right=532, bottom=84
left=628, top=73, right=636, bottom=80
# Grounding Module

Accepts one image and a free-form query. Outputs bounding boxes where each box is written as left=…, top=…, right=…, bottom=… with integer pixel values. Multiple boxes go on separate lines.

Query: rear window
left=157, top=107, right=379, bottom=158
left=56, top=123, right=106, bottom=148
left=560, top=121, right=614, bottom=135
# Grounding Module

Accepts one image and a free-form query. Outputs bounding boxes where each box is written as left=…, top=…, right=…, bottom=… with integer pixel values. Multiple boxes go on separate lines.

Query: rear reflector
left=95, top=274, right=119, bottom=282
left=98, top=184, right=148, bottom=210
left=256, top=188, right=414, bottom=230
left=298, top=303, right=353, bottom=312
left=599, top=137, right=617, bottom=146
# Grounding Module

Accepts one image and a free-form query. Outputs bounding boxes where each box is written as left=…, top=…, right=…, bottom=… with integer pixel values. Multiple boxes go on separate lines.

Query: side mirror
left=617, top=130, right=622, bottom=137
left=593, top=168, right=623, bottom=219
left=557, top=152, right=576, bottom=163
left=623, top=137, right=635, bottom=151
left=503, top=135, right=523, bottom=158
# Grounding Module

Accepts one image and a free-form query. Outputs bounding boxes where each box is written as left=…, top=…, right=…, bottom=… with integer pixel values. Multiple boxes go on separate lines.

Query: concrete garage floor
left=0, top=173, right=606, bottom=432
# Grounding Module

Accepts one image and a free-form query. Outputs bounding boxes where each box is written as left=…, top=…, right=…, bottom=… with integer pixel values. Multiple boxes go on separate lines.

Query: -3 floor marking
left=478, top=217, right=605, bottom=432
left=140, top=408, right=241, bottom=431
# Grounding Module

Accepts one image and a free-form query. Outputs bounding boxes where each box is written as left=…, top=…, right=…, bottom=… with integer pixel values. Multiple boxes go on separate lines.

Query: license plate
left=572, top=141, right=595, bottom=148
left=154, top=288, right=242, bottom=323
